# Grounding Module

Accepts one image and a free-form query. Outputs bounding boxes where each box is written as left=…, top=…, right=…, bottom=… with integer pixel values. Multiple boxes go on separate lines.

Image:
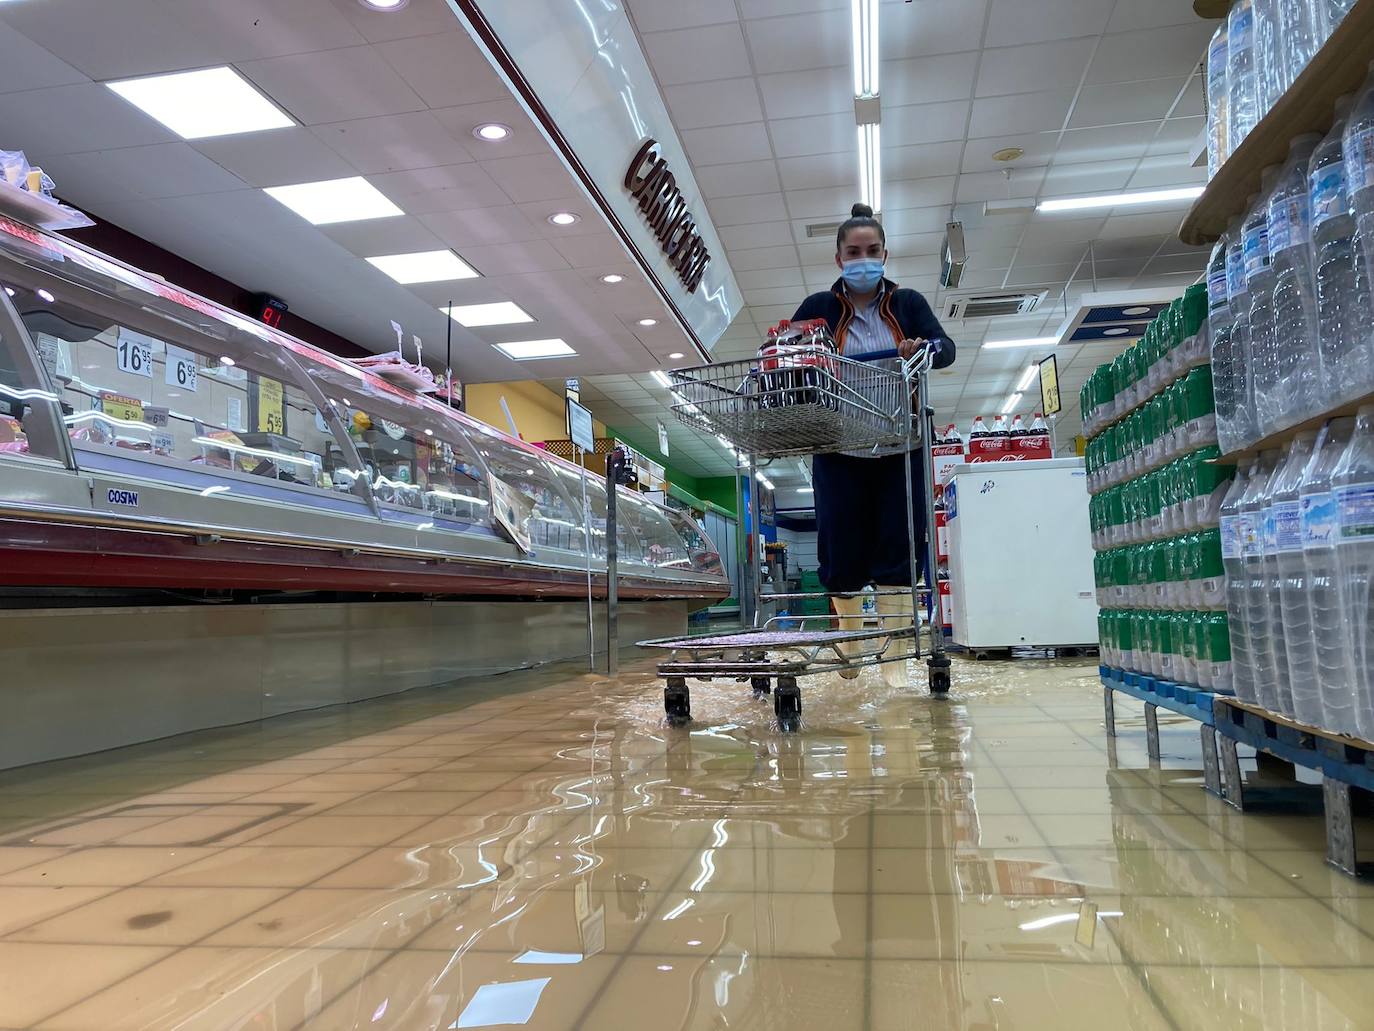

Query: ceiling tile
left=1147, top=116, right=1205, bottom=156
left=757, top=66, right=851, bottom=121
left=664, top=78, right=764, bottom=129
left=884, top=100, right=972, bottom=145
left=1041, top=158, right=1138, bottom=196
left=640, top=23, right=753, bottom=85
left=1068, top=78, right=1185, bottom=129
left=969, top=90, right=1074, bottom=137
left=477, top=153, right=576, bottom=203
left=708, top=192, right=790, bottom=226
left=955, top=167, right=1046, bottom=203
left=778, top=151, right=857, bottom=192
left=694, top=160, right=784, bottom=199
left=0, top=83, right=175, bottom=157
left=718, top=221, right=797, bottom=249
left=0, top=19, right=86, bottom=93
left=882, top=0, right=990, bottom=59
left=744, top=8, right=850, bottom=74
left=193, top=128, right=356, bottom=187
left=1087, top=24, right=1215, bottom=85
left=985, top=0, right=1114, bottom=47
left=1106, top=0, right=1205, bottom=33
left=339, top=0, right=468, bottom=43
left=318, top=215, right=444, bottom=258
left=431, top=99, right=548, bottom=159
left=238, top=46, right=425, bottom=125
left=885, top=53, right=980, bottom=107
left=681, top=122, right=775, bottom=165
left=768, top=112, right=854, bottom=158
left=783, top=186, right=854, bottom=221
left=311, top=111, right=474, bottom=175
left=888, top=141, right=966, bottom=180
left=452, top=240, right=571, bottom=276
left=1054, top=123, right=1156, bottom=164
left=373, top=31, right=512, bottom=108
left=550, top=234, right=632, bottom=269
left=371, top=163, right=513, bottom=215
left=1127, top=153, right=1206, bottom=189
left=628, top=0, right=740, bottom=32
left=975, top=38, right=1097, bottom=97
left=735, top=267, right=805, bottom=291
left=885, top=176, right=957, bottom=210
left=49, top=143, right=245, bottom=202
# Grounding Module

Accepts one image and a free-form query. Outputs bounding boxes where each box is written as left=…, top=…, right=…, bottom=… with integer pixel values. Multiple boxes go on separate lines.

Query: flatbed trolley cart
left=638, top=342, right=951, bottom=730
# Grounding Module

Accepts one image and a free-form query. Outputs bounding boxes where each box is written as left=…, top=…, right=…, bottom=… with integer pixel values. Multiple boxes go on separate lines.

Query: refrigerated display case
left=0, top=214, right=727, bottom=602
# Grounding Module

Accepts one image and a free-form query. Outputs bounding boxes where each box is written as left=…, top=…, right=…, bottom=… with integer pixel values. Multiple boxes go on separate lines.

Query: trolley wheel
left=750, top=676, right=771, bottom=698
left=774, top=676, right=801, bottom=732
left=664, top=677, right=692, bottom=726
left=928, top=656, right=952, bottom=696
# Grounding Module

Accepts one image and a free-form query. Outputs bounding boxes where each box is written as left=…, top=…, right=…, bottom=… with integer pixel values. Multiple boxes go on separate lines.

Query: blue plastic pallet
left=1100, top=666, right=1218, bottom=727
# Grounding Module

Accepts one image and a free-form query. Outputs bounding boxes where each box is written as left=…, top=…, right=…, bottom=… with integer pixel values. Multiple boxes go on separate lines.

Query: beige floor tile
left=204, top=887, right=455, bottom=950
left=0, top=942, right=171, bottom=1027
left=872, top=894, right=1127, bottom=962
left=147, top=846, right=370, bottom=888
left=637, top=890, right=869, bottom=959
left=583, top=955, right=866, bottom=1031
left=309, top=948, right=620, bottom=1030
left=1144, top=966, right=1374, bottom=1031
left=277, top=772, right=413, bottom=793
left=0, top=847, right=65, bottom=877
left=112, top=810, right=301, bottom=847
left=325, top=790, right=481, bottom=817
left=0, top=847, right=215, bottom=886
left=9, top=885, right=288, bottom=946
left=34, top=945, right=389, bottom=1031
left=247, top=814, right=432, bottom=847
left=870, top=960, right=1172, bottom=1030
left=383, top=770, right=526, bottom=792
left=871, top=811, right=1047, bottom=849
left=15, top=815, right=178, bottom=847
left=0, top=885, right=118, bottom=934
left=167, top=772, right=307, bottom=794
left=313, top=844, right=506, bottom=890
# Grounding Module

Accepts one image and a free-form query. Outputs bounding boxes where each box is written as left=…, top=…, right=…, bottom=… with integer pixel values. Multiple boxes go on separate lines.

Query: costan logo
left=107, top=488, right=139, bottom=507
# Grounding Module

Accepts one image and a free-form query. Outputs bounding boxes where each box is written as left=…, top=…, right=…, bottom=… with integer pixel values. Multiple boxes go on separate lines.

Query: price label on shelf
left=100, top=391, right=144, bottom=423
left=116, top=328, right=155, bottom=378
left=164, top=345, right=198, bottom=392
left=256, top=376, right=285, bottom=434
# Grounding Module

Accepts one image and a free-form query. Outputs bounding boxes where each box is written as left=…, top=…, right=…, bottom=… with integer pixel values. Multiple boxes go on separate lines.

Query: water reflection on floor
left=1, top=654, right=1373, bottom=1029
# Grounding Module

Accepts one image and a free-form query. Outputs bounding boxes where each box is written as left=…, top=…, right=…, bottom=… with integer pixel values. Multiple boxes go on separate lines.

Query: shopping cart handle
left=851, top=338, right=947, bottom=363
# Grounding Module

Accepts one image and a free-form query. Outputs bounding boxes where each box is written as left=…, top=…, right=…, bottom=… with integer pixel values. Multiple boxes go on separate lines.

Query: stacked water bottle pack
left=1206, top=0, right=1358, bottom=179
left=1208, top=65, right=1374, bottom=454
left=1081, top=287, right=1237, bottom=695
left=1217, top=412, right=1374, bottom=738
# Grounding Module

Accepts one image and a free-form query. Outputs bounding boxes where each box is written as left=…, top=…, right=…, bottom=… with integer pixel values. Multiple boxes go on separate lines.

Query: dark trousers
left=813, top=451, right=928, bottom=592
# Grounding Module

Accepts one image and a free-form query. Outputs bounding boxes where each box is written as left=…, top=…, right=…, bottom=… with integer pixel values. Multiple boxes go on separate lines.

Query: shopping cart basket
left=639, top=342, right=952, bottom=731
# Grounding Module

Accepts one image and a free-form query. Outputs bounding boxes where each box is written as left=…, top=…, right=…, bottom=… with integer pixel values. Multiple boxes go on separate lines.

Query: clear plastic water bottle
left=1346, top=61, right=1374, bottom=320
left=1277, top=0, right=1325, bottom=97
left=1226, top=215, right=1259, bottom=448
left=1208, top=232, right=1241, bottom=450
left=1270, top=135, right=1325, bottom=429
left=1244, top=174, right=1280, bottom=436
left=1291, top=423, right=1345, bottom=724
left=1272, top=431, right=1320, bottom=718
left=1207, top=24, right=1231, bottom=178
left=1324, top=0, right=1355, bottom=38
left=1311, top=96, right=1374, bottom=403
left=1302, top=417, right=1357, bottom=731
left=1332, top=405, right=1374, bottom=738
left=1253, top=0, right=1281, bottom=122
left=1242, top=451, right=1282, bottom=710
left=1221, top=458, right=1259, bottom=703
left=1228, top=0, right=1260, bottom=146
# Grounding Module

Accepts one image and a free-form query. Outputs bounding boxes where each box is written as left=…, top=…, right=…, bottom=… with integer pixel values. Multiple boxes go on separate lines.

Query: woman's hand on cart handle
left=897, top=337, right=928, bottom=360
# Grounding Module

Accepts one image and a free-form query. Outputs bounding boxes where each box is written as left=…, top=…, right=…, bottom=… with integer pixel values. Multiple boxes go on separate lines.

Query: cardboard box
left=938, top=577, right=953, bottom=630
left=966, top=434, right=1053, bottom=463
left=935, top=509, right=949, bottom=562
left=1013, top=433, right=1052, bottom=460
left=931, top=442, right=965, bottom=506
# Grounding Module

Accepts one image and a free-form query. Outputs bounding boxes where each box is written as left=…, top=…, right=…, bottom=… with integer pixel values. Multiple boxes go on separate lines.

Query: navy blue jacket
left=792, top=276, right=956, bottom=368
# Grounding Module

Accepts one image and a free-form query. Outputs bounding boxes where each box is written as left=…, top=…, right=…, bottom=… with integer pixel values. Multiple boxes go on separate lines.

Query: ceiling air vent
left=805, top=220, right=844, bottom=239
left=942, top=290, right=1046, bottom=320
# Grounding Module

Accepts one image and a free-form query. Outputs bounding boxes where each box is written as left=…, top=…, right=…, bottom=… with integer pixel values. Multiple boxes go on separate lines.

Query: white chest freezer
left=944, top=458, right=1098, bottom=650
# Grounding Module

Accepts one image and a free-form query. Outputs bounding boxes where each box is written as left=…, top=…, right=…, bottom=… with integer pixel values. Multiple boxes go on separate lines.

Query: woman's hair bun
left=851, top=203, right=874, bottom=218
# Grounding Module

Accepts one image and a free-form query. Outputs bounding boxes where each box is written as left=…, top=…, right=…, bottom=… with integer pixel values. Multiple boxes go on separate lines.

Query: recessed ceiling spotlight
left=1121, top=305, right=1152, bottom=316
left=473, top=123, right=511, bottom=142
left=358, top=0, right=408, bottom=10
left=638, top=318, right=658, bottom=327
left=668, top=352, right=684, bottom=360
left=37, top=289, right=54, bottom=303
left=992, top=146, right=1025, bottom=162
left=1103, top=327, right=1133, bottom=336
left=548, top=212, right=579, bottom=226
left=600, top=274, right=624, bottom=284
left=219, top=356, right=236, bottom=367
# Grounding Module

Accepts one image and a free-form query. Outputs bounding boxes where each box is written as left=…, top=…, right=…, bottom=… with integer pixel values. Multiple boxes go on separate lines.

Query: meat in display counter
left=0, top=215, right=727, bottom=602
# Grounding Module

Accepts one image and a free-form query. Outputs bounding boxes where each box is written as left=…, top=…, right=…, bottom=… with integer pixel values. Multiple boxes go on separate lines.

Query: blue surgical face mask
left=841, top=258, right=885, bottom=293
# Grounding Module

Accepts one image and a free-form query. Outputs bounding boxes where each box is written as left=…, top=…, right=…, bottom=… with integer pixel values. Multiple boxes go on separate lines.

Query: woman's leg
left=871, top=452, right=926, bottom=686
left=814, top=452, right=872, bottom=678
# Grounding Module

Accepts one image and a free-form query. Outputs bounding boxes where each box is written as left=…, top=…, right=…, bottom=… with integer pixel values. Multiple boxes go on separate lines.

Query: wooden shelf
left=1220, top=389, right=1374, bottom=461
left=1179, top=0, right=1374, bottom=246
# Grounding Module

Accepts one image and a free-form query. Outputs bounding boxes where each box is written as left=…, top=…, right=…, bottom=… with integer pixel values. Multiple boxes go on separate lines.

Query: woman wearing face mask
left=791, top=203, right=956, bottom=682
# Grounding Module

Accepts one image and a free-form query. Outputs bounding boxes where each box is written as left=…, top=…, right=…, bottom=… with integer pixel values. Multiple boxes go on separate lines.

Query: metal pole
left=579, top=444, right=594, bottom=672
left=606, top=449, right=622, bottom=677
left=733, top=454, right=745, bottom=628
left=917, top=362, right=946, bottom=666
left=748, top=452, right=763, bottom=628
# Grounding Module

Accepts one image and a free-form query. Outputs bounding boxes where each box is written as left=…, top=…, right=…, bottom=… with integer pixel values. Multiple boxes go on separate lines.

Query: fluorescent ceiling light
left=650, top=370, right=673, bottom=388
left=797, top=486, right=814, bottom=494
left=857, top=123, right=881, bottom=214
left=444, top=301, right=533, bottom=327
left=1037, top=186, right=1204, bottom=213
left=982, top=336, right=1057, bottom=350
left=1016, top=365, right=1039, bottom=392
left=1001, top=392, right=1023, bottom=414
left=850, top=0, right=879, bottom=96
left=493, top=338, right=575, bottom=361
left=107, top=67, right=293, bottom=140
left=265, top=177, right=402, bottom=225
left=368, top=250, right=477, bottom=284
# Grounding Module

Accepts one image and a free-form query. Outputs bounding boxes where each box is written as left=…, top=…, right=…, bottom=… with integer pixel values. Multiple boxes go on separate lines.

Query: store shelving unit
left=1179, top=0, right=1374, bottom=245
left=1220, top=390, right=1374, bottom=461
left=1100, top=666, right=1223, bottom=794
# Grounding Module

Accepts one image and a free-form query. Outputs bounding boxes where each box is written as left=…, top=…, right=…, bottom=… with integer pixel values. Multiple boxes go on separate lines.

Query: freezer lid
left=947, top=457, right=1084, bottom=477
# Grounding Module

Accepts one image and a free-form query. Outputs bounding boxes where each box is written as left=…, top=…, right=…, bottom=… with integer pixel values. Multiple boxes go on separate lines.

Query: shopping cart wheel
left=751, top=676, right=771, bottom=697
left=774, top=676, right=801, bottom=732
left=664, top=677, right=692, bottom=726
left=928, top=656, right=952, bottom=696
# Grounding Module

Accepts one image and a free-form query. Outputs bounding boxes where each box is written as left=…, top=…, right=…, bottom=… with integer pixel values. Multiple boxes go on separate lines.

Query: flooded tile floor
left=1, top=653, right=1373, bottom=1029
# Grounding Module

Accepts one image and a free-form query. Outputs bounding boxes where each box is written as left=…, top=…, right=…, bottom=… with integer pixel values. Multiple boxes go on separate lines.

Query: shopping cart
left=638, top=341, right=952, bottom=731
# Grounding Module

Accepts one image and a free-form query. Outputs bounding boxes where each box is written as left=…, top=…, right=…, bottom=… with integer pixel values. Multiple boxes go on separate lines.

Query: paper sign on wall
left=165, top=345, right=198, bottom=392
left=227, top=396, right=245, bottom=433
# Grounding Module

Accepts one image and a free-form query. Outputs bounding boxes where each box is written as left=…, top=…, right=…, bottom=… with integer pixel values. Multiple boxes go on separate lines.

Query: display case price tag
left=256, top=376, right=285, bottom=434
left=165, top=345, right=198, bottom=392
left=116, top=328, right=155, bottom=378
left=100, top=391, right=144, bottom=423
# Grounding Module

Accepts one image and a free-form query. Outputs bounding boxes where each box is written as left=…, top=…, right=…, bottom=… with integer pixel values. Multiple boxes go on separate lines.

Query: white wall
left=777, top=527, right=819, bottom=573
